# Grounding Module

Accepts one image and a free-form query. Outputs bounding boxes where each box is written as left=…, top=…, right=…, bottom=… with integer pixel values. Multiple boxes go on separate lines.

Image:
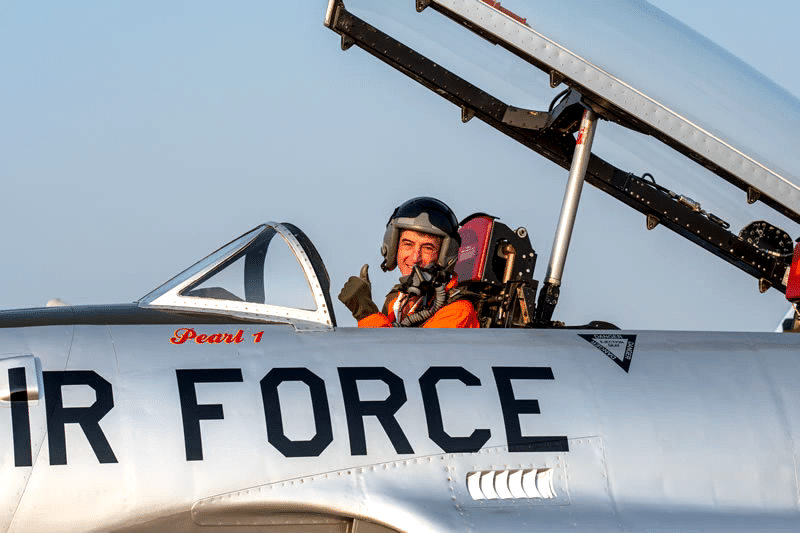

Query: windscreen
left=183, top=228, right=317, bottom=311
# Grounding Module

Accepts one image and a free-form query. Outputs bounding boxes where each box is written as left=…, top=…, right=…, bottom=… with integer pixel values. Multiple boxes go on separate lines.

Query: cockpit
left=134, top=216, right=616, bottom=331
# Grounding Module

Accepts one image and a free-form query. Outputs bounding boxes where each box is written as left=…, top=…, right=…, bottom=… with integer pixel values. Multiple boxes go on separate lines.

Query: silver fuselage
left=2, top=321, right=799, bottom=532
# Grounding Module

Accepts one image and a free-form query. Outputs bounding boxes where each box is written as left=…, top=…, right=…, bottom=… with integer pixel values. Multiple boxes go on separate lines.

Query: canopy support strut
left=536, top=108, right=598, bottom=325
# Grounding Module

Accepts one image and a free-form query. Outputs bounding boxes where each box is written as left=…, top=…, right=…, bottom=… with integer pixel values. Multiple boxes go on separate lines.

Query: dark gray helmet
left=380, top=197, right=461, bottom=272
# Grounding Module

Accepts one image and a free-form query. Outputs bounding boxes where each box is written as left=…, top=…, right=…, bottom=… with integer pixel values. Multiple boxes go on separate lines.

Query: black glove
left=338, top=264, right=379, bottom=321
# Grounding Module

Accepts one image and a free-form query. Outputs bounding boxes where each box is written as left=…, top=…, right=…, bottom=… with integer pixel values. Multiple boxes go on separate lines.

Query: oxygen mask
left=395, top=264, right=453, bottom=327
left=399, top=264, right=451, bottom=297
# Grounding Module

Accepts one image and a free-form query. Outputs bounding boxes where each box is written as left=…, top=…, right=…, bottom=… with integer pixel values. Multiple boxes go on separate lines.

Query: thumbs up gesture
left=338, top=264, right=379, bottom=321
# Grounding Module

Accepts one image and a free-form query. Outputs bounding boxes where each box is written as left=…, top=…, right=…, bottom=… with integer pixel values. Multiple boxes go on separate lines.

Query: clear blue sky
left=1, top=0, right=798, bottom=331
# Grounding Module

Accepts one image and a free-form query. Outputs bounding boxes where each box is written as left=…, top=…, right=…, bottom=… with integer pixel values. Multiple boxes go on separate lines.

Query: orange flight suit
left=357, top=278, right=480, bottom=328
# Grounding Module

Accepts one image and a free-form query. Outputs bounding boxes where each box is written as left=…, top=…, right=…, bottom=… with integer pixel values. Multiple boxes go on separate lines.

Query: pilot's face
left=397, top=230, right=442, bottom=277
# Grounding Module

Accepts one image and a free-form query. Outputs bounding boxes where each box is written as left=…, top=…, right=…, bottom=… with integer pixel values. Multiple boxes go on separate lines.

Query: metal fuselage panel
left=2, top=325, right=799, bottom=532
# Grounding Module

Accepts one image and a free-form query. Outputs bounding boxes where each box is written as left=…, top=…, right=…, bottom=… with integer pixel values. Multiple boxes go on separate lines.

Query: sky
left=1, top=0, right=799, bottom=331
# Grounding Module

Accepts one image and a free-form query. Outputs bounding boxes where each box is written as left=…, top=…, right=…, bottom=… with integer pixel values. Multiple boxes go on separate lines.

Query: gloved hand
left=338, top=264, right=379, bottom=321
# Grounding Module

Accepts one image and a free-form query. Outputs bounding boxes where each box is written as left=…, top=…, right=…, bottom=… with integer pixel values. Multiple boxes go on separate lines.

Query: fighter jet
left=2, top=1, right=800, bottom=532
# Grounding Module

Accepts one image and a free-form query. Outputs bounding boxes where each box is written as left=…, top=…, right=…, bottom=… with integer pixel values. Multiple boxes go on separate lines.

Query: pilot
left=338, top=196, right=479, bottom=328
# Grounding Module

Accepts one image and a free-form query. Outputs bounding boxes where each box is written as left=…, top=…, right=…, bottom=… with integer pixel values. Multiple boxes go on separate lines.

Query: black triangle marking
left=579, top=333, right=636, bottom=373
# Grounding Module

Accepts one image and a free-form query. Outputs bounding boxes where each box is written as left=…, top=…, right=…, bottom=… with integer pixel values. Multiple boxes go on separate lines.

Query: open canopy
left=326, top=0, right=800, bottom=294
left=334, top=0, right=800, bottom=221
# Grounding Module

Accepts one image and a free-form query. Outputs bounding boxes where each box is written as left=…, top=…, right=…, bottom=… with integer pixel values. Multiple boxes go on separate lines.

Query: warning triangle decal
left=578, top=334, right=636, bottom=373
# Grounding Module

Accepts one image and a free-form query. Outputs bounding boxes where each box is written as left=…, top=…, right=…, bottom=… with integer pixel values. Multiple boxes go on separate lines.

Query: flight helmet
left=381, top=196, right=462, bottom=272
